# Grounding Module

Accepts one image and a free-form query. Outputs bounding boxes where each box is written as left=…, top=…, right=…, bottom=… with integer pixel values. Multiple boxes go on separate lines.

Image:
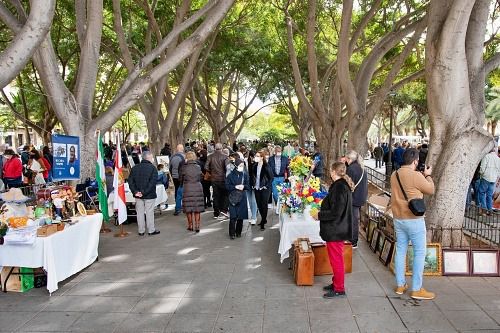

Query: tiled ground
left=2, top=205, right=500, bottom=332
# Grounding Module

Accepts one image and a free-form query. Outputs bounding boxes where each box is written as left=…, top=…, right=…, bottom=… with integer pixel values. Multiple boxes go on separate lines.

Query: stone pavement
left=2, top=207, right=500, bottom=332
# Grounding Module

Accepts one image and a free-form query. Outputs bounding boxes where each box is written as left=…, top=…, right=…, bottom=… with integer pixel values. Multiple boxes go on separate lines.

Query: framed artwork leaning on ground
left=471, top=249, right=499, bottom=276
left=367, top=218, right=377, bottom=243
left=405, top=243, right=442, bottom=276
left=442, top=249, right=470, bottom=276
left=370, top=228, right=381, bottom=252
left=380, top=237, right=395, bottom=266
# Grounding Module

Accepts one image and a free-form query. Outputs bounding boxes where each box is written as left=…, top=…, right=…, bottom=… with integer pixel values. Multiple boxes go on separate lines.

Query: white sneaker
left=250, top=219, right=256, bottom=225
left=220, top=211, right=229, bottom=218
left=267, top=204, right=273, bottom=209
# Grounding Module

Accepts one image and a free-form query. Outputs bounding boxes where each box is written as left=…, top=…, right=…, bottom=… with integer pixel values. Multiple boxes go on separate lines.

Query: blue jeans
left=478, top=178, right=495, bottom=211
left=394, top=218, right=426, bottom=291
left=247, top=190, right=257, bottom=220
left=175, top=186, right=183, bottom=212
left=272, top=177, right=284, bottom=203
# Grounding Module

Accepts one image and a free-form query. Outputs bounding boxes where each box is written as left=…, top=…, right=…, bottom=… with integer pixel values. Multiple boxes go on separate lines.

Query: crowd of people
left=371, top=139, right=500, bottom=216
left=2, top=137, right=499, bottom=301
left=0, top=144, right=53, bottom=190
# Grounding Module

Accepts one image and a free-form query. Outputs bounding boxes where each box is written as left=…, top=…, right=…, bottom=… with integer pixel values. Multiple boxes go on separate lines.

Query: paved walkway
left=2, top=205, right=500, bottom=332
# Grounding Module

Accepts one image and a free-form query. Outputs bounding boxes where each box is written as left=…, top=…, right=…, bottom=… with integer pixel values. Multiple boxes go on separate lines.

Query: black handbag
left=395, top=171, right=426, bottom=216
left=229, top=175, right=245, bottom=206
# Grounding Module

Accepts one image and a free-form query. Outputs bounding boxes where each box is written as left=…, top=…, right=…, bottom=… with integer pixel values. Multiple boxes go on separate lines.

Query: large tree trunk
left=0, top=0, right=55, bottom=89
left=425, top=0, right=496, bottom=244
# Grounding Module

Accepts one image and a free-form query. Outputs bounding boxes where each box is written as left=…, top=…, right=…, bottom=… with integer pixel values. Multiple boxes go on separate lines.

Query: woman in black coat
left=312, top=161, right=354, bottom=299
left=250, top=150, right=274, bottom=230
left=225, top=159, right=250, bottom=239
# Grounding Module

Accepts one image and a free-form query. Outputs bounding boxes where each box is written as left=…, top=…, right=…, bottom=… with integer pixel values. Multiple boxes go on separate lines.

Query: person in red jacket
left=3, top=149, right=23, bottom=188
left=40, top=155, right=51, bottom=182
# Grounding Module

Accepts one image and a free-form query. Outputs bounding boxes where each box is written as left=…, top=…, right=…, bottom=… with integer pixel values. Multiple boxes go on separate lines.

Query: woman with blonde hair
left=180, top=151, right=205, bottom=232
left=312, top=161, right=353, bottom=298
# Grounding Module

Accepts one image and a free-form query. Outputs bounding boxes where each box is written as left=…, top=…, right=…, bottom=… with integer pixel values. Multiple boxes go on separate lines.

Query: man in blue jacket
left=268, top=145, right=289, bottom=205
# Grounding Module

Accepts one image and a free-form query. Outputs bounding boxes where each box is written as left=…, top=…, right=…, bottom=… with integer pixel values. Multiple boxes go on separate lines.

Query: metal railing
left=365, top=166, right=390, bottom=194
left=364, top=169, right=500, bottom=248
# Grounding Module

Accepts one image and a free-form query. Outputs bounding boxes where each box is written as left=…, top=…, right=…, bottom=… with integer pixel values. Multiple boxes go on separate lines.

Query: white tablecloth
left=278, top=212, right=324, bottom=263
left=108, top=183, right=168, bottom=212
left=0, top=214, right=103, bottom=294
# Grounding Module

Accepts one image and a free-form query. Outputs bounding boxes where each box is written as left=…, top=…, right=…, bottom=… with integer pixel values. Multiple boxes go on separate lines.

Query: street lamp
left=385, top=94, right=395, bottom=180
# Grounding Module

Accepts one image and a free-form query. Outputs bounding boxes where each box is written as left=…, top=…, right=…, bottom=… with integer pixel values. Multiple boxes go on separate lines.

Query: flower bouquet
left=289, top=155, right=313, bottom=178
left=278, top=176, right=328, bottom=218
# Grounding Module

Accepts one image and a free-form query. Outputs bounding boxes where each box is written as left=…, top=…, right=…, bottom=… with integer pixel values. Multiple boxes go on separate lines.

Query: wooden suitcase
left=293, top=238, right=315, bottom=286
left=312, top=243, right=332, bottom=276
left=311, top=242, right=353, bottom=275
left=344, top=241, right=353, bottom=274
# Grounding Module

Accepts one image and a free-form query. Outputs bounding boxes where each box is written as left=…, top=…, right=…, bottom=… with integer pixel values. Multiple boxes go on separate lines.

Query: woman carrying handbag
left=225, top=159, right=250, bottom=239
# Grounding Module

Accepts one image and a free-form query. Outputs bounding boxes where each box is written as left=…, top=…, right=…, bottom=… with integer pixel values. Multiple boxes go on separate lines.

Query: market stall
left=276, top=156, right=328, bottom=262
left=0, top=213, right=102, bottom=294
left=107, top=183, right=168, bottom=213
left=278, top=212, right=322, bottom=262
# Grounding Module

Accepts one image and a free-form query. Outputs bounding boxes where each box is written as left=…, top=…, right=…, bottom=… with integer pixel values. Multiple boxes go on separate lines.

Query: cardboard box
left=1, top=267, right=34, bottom=292
left=37, top=224, right=58, bottom=237
left=368, top=193, right=390, bottom=211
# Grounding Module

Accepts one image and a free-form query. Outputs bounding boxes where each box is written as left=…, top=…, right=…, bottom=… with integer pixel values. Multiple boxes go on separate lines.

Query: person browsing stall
left=268, top=145, right=289, bottom=205
left=128, top=151, right=160, bottom=236
left=312, top=162, right=353, bottom=298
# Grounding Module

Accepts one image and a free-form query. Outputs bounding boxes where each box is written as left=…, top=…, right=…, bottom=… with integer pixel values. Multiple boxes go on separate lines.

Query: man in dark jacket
left=373, top=143, right=384, bottom=168
left=206, top=143, right=229, bottom=219
left=346, top=150, right=368, bottom=249
left=160, top=143, right=171, bottom=157
left=268, top=146, right=289, bottom=204
left=128, top=151, right=160, bottom=236
left=170, top=144, right=185, bottom=215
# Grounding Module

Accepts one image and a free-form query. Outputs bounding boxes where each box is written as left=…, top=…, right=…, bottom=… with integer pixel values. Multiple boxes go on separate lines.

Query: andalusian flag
left=95, top=132, right=109, bottom=222
left=113, top=133, right=127, bottom=225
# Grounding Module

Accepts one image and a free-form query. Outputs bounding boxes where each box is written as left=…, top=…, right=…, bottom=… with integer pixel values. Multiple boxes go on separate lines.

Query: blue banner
left=51, top=134, right=80, bottom=181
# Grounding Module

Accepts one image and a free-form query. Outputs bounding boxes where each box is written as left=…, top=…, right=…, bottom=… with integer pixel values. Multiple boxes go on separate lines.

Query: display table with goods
left=277, top=156, right=328, bottom=263
left=0, top=187, right=103, bottom=294
left=107, top=183, right=168, bottom=213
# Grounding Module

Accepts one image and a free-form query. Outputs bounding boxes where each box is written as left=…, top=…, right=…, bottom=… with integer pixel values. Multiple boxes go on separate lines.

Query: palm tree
left=486, top=86, right=500, bottom=135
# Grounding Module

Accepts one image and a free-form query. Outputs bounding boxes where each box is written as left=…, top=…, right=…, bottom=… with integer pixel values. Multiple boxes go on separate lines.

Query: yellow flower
left=307, top=196, right=314, bottom=202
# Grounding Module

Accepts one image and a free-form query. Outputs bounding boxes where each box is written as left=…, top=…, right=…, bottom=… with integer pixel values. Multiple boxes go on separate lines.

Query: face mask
left=254, top=157, right=261, bottom=163
left=265, top=156, right=269, bottom=161
left=276, top=153, right=282, bottom=157
left=237, top=166, right=244, bottom=172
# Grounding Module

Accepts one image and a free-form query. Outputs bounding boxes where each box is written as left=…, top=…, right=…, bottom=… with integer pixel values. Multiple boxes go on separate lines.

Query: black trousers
left=375, top=158, right=382, bottom=168
left=254, top=188, right=271, bottom=226
left=212, top=181, right=228, bottom=216
left=202, top=180, right=211, bottom=205
left=229, top=218, right=243, bottom=236
left=351, top=206, right=360, bottom=244
left=173, top=178, right=181, bottom=202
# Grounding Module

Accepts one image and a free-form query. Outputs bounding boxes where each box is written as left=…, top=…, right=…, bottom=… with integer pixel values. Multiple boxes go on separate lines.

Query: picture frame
left=370, top=228, right=380, bottom=252
left=379, top=237, right=395, bottom=266
left=389, top=247, right=397, bottom=274
left=405, top=243, right=442, bottom=276
left=442, top=249, right=470, bottom=276
left=156, top=155, right=170, bottom=168
left=376, top=231, right=386, bottom=255
left=471, top=249, right=499, bottom=276
left=367, top=219, right=377, bottom=244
